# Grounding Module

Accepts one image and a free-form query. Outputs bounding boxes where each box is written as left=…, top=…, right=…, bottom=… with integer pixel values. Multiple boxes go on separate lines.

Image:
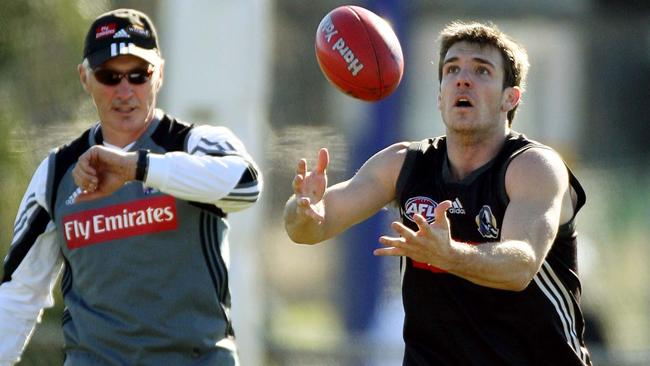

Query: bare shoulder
left=505, top=147, right=569, bottom=200
left=366, top=141, right=410, bottom=164
left=510, top=146, right=566, bottom=168
left=361, top=142, right=410, bottom=176
left=347, top=141, right=410, bottom=198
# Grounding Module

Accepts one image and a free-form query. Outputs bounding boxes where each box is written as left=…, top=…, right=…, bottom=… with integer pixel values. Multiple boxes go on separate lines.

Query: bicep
left=501, top=148, right=569, bottom=263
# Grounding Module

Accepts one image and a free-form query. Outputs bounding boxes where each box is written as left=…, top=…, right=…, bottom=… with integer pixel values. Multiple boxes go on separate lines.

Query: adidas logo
left=65, top=187, right=83, bottom=206
left=448, top=197, right=466, bottom=214
left=113, top=29, right=130, bottom=39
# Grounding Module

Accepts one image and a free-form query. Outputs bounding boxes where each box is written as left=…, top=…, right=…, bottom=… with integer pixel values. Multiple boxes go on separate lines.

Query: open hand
left=291, top=148, right=329, bottom=223
left=374, top=200, right=455, bottom=268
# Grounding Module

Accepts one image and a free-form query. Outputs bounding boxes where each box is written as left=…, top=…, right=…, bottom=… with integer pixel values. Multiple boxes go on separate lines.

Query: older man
left=0, top=8, right=261, bottom=365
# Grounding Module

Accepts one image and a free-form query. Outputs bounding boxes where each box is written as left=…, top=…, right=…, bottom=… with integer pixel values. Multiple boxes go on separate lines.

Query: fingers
left=433, top=200, right=452, bottom=228
left=75, top=189, right=113, bottom=203
left=375, top=235, right=407, bottom=257
left=296, top=158, right=307, bottom=176
left=74, top=192, right=94, bottom=204
left=295, top=148, right=327, bottom=178
left=292, top=174, right=304, bottom=194
left=390, top=220, right=417, bottom=240
left=374, top=221, right=415, bottom=257
left=412, top=213, right=433, bottom=233
left=73, top=152, right=99, bottom=193
left=375, top=203, right=454, bottom=261
left=375, top=216, right=433, bottom=258
left=373, top=246, right=405, bottom=257
left=293, top=149, right=327, bottom=195
left=292, top=158, right=308, bottom=194
left=77, top=151, right=98, bottom=178
left=315, top=148, right=329, bottom=174
left=296, top=196, right=325, bottom=222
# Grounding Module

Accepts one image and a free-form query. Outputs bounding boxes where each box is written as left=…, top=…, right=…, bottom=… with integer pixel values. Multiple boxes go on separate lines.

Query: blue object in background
left=339, top=0, right=406, bottom=338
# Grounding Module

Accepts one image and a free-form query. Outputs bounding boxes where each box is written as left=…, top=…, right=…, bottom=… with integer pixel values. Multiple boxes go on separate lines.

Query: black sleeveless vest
left=395, top=132, right=591, bottom=366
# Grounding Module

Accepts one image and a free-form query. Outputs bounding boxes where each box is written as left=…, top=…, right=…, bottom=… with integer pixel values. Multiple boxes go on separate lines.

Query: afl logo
left=404, top=196, right=438, bottom=223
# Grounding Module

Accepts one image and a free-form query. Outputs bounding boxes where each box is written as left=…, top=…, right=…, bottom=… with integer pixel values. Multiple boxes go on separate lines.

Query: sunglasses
left=93, top=67, right=154, bottom=86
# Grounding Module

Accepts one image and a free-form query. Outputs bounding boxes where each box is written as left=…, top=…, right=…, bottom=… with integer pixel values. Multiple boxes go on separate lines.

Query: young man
left=284, top=21, right=592, bottom=365
left=0, top=9, right=261, bottom=365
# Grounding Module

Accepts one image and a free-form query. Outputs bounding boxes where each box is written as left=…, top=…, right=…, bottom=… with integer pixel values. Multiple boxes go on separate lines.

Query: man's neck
left=445, top=126, right=510, bottom=181
left=101, top=126, right=148, bottom=148
left=101, top=109, right=157, bottom=148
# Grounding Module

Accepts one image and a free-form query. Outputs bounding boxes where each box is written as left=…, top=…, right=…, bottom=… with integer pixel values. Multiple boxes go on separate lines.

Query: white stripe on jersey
left=533, top=261, right=587, bottom=363
left=13, top=193, right=37, bottom=236
left=190, top=137, right=237, bottom=156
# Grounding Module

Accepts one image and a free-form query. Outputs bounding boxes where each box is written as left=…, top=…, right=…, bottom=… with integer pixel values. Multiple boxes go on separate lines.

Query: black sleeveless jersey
left=395, top=132, right=591, bottom=366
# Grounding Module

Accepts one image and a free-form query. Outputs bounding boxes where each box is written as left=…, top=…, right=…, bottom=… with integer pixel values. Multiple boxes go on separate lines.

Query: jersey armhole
left=497, top=144, right=586, bottom=221
left=496, top=143, right=548, bottom=207
left=395, top=140, right=424, bottom=205
left=567, top=166, right=586, bottom=216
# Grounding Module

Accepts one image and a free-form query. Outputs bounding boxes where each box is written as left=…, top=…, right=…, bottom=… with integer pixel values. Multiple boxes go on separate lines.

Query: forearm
left=146, top=152, right=260, bottom=209
left=445, top=240, right=538, bottom=291
left=283, top=195, right=327, bottom=244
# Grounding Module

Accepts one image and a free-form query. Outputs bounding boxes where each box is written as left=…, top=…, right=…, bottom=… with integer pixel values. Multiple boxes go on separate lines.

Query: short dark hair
left=437, top=21, right=529, bottom=125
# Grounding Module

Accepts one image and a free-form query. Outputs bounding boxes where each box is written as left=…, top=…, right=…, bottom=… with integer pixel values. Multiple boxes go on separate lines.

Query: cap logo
left=128, top=25, right=150, bottom=38
left=113, top=29, right=131, bottom=39
left=96, top=23, right=116, bottom=39
left=84, top=11, right=159, bottom=67
left=110, top=42, right=135, bottom=57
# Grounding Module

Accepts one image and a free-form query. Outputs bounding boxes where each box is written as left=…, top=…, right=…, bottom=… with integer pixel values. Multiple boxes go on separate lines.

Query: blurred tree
left=0, top=108, right=27, bottom=256
left=0, top=0, right=94, bottom=264
left=0, top=2, right=114, bottom=364
left=0, top=0, right=90, bottom=126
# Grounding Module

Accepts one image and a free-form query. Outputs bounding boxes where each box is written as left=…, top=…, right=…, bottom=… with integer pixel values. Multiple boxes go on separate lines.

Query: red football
left=315, top=5, right=404, bottom=101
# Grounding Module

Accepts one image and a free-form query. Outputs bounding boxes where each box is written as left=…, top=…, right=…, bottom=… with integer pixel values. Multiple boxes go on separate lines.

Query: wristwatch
left=135, top=149, right=150, bottom=182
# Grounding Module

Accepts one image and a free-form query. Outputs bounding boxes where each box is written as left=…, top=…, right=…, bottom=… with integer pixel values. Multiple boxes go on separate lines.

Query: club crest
left=476, top=205, right=499, bottom=239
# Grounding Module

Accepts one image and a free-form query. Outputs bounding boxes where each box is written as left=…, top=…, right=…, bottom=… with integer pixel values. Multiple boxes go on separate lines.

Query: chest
left=399, top=170, right=506, bottom=244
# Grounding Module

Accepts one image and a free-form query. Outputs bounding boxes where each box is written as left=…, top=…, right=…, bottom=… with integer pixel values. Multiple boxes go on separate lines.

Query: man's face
left=80, top=55, right=163, bottom=145
left=438, top=41, right=517, bottom=134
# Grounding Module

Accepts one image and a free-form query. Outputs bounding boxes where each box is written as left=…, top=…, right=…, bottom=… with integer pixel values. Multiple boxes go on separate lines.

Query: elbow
left=216, top=194, right=260, bottom=213
left=219, top=176, right=262, bottom=212
left=283, top=215, right=325, bottom=245
left=502, top=265, right=538, bottom=292
left=503, top=277, right=533, bottom=292
left=502, top=242, right=541, bottom=292
left=289, top=236, right=320, bottom=246
left=284, top=224, right=321, bottom=245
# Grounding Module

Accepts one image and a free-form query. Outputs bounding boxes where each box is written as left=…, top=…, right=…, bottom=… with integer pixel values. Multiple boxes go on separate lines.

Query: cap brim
left=87, top=45, right=161, bottom=69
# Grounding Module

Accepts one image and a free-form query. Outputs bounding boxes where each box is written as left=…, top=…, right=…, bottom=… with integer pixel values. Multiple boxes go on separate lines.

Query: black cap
left=83, top=8, right=161, bottom=69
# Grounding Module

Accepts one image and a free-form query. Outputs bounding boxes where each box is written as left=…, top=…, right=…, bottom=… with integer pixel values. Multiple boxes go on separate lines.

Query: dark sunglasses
left=93, top=67, right=154, bottom=86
